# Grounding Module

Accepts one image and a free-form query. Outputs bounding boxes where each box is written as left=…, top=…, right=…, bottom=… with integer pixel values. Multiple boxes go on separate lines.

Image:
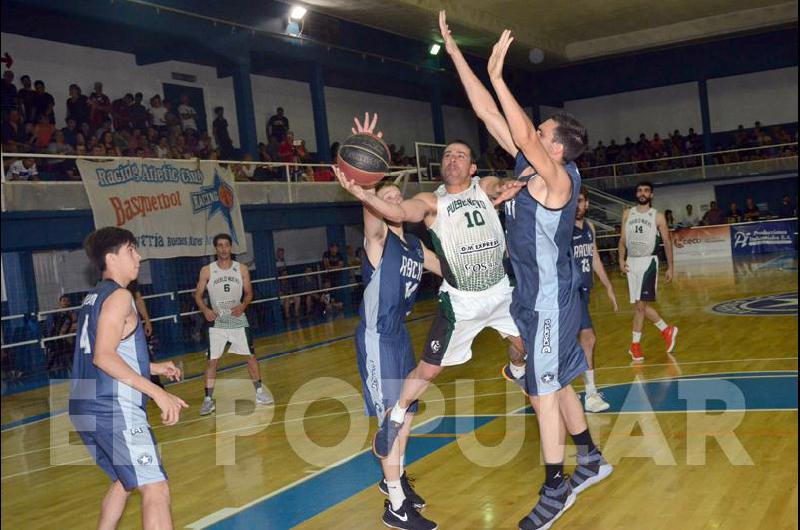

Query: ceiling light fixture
left=289, top=6, right=307, bottom=21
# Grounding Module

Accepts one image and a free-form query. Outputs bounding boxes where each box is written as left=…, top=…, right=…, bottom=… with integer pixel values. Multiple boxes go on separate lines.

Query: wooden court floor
left=2, top=261, right=797, bottom=530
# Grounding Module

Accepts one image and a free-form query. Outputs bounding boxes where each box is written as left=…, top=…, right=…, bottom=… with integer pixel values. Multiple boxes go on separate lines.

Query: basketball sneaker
left=569, top=448, right=613, bottom=495
left=379, top=473, right=426, bottom=509
left=199, top=396, right=216, bottom=416
left=662, top=325, right=679, bottom=353
left=382, top=499, right=438, bottom=530
left=518, top=478, right=576, bottom=530
left=373, top=409, right=404, bottom=459
left=501, top=363, right=530, bottom=396
left=584, top=392, right=610, bottom=413
left=256, top=387, right=274, bottom=405
left=628, top=343, right=644, bottom=362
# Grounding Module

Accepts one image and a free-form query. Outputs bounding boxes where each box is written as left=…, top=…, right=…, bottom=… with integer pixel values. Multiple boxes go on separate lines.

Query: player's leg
left=139, top=480, right=173, bottom=530
left=201, top=327, right=224, bottom=415
left=235, top=327, right=272, bottom=405
left=97, top=480, right=131, bottom=530
left=579, top=327, right=608, bottom=412
left=630, top=300, right=647, bottom=361
left=643, top=304, right=678, bottom=353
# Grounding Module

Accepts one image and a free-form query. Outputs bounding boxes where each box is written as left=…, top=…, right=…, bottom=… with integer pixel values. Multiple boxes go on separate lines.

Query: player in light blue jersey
left=337, top=113, right=442, bottom=530
left=469, top=24, right=612, bottom=530
left=70, top=227, right=187, bottom=530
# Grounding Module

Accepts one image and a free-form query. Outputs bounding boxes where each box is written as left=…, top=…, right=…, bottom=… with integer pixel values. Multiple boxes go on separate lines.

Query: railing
left=580, top=142, right=798, bottom=190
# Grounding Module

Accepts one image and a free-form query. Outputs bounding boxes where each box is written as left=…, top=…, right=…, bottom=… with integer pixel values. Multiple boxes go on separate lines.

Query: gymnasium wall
left=0, top=32, right=479, bottom=154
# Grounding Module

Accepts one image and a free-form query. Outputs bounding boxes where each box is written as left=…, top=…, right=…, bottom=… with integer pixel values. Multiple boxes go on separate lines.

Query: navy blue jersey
left=69, top=280, right=150, bottom=415
left=504, top=161, right=583, bottom=312
left=359, top=231, right=425, bottom=337
left=573, top=221, right=594, bottom=291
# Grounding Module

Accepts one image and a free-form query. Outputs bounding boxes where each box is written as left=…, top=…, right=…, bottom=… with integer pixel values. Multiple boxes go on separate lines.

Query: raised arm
left=656, top=212, right=674, bottom=282
left=193, top=265, right=216, bottom=322
left=487, top=31, right=568, bottom=198
left=439, top=11, right=517, bottom=156
left=589, top=222, right=618, bottom=312
left=422, top=243, right=442, bottom=277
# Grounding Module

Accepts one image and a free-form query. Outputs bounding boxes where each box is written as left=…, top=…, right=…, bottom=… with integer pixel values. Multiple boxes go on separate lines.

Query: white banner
left=78, top=159, right=247, bottom=259
left=672, top=225, right=732, bottom=262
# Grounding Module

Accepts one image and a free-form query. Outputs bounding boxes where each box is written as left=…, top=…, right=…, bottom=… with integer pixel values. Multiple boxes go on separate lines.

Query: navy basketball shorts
left=579, top=289, right=593, bottom=331
left=70, top=406, right=167, bottom=490
left=511, top=296, right=589, bottom=396
left=355, top=326, right=419, bottom=424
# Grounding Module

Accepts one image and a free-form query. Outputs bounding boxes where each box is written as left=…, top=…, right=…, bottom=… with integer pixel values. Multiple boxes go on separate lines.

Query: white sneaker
left=256, top=387, right=274, bottom=405
left=200, top=396, right=216, bottom=416
left=584, top=392, right=610, bottom=413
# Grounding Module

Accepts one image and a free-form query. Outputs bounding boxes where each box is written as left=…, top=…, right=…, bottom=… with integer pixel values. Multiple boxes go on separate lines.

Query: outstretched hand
left=334, top=165, right=369, bottom=201
left=488, top=30, right=514, bottom=81
left=352, top=112, right=383, bottom=138
left=492, top=180, right=525, bottom=206
left=438, top=11, right=458, bottom=55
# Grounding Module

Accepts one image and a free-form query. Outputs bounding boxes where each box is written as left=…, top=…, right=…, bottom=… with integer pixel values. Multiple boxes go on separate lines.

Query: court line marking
left=2, top=371, right=797, bottom=480
left=4, top=369, right=798, bottom=461
left=190, top=370, right=799, bottom=529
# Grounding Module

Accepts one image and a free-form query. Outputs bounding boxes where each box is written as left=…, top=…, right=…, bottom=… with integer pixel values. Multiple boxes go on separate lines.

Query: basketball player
left=474, top=28, right=612, bottom=529
left=618, top=181, right=678, bottom=361
left=574, top=187, right=619, bottom=413
left=69, top=227, right=188, bottom=530
left=336, top=110, right=442, bottom=530
left=337, top=128, right=525, bottom=460
left=194, top=233, right=272, bottom=416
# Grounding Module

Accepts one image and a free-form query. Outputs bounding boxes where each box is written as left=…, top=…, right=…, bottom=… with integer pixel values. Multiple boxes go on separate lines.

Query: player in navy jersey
left=336, top=113, right=441, bottom=530
left=574, top=187, right=619, bottom=413
left=475, top=28, right=613, bottom=530
left=70, top=227, right=187, bottom=530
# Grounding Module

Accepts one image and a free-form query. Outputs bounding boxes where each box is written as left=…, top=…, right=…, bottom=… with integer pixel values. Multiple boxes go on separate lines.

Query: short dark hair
left=213, top=233, right=232, bottom=247
left=636, top=180, right=654, bottom=192
left=551, top=112, right=587, bottom=163
left=579, top=185, right=589, bottom=199
left=376, top=180, right=400, bottom=193
left=21, top=75, right=30, bottom=81
left=214, top=106, right=223, bottom=114
left=277, top=107, right=284, bottom=112
left=444, top=140, right=475, bottom=163
left=84, top=227, right=137, bottom=272
left=34, top=80, right=44, bottom=87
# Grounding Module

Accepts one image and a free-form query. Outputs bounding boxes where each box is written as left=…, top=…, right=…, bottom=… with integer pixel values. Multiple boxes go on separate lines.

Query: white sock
left=632, top=331, right=642, bottom=343
left=390, top=405, right=408, bottom=424
left=387, top=480, right=405, bottom=511
left=583, top=370, right=596, bottom=395
left=654, top=319, right=668, bottom=331
left=509, top=362, right=526, bottom=378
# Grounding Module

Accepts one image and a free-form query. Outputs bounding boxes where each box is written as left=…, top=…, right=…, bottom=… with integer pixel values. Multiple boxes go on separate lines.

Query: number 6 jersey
left=428, top=176, right=507, bottom=292
left=207, top=261, right=249, bottom=329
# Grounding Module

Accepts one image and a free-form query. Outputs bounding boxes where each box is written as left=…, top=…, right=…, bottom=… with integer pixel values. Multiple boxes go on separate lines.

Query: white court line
left=4, top=370, right=797, bottom=479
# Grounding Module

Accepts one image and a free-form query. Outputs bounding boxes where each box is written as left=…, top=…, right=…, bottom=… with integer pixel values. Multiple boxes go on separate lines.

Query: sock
left=386, top=480, right=405, bottom=511
left=632, top=331, right=642, bottom=344
left=205, top=387, right=214, bottom=399
left=571, top=429, right=597, bottom=457
left=253, top=380, right=263, bottom=391
left=509, top=362, right=526, bottom=378
left=544, top=463, right=565, bottom=488
left=583, top=370, right=596, bottom=395
left=654, top=319, right=668, bottom=332
left=390, top=405, right=408, bottom=424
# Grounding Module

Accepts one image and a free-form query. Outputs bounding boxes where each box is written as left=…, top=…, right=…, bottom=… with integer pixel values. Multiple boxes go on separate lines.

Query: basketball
left=336, top=133, right=391, bottom=187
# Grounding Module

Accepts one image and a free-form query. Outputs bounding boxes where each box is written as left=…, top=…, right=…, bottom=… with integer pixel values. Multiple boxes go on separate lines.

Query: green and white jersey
left=429, top=177, right=507, bottom=292
left=625, top=206, right=659, bottom=257
left=208, top=260, right=249, bottom=329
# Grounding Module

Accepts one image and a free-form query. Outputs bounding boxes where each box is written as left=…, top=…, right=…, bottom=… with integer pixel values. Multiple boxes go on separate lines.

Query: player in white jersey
left=618, top=181, right=678, bottom=361
left=338, top=136, right=525, bottom=460
left=194, top=233, right=273, bottom=415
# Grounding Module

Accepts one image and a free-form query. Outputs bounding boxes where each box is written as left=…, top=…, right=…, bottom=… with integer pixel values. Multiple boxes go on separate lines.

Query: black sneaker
left=382, top=499, right=437, bottom=530
left=569, top=448, right=613, bottom=495
left=378, top=473, right=426, bottom=509
left=518, top=478, right=576, bottom=530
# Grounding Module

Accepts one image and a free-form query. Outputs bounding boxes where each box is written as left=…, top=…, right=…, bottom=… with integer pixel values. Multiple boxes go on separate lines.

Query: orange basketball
left=218, top=182, right=234, bottom=209
left=336, top=133, right=391, bottom=188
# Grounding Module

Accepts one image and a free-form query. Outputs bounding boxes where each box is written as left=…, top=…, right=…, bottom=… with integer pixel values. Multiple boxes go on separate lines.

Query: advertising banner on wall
left=672, top=225, right=733, bottom=261
left=78, top=159, right=247, bottom=259
left=730, top=220, right=797, bottom=256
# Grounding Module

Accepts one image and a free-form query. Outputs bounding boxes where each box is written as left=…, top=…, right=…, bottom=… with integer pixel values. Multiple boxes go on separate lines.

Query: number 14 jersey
left=428, top=177, right=507, bottom=292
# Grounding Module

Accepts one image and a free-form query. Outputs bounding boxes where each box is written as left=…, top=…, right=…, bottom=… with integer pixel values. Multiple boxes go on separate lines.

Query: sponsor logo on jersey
left=459, top=239, right=500, bottom=255
left=462, top=261, right=502, bottom=273
left=540, top=372, right=556, bottom=384
left=711, top=292, right=797, bottom=316
left=136, top=453, right=154, bottom=465
left=541, top=318, right=552, bottom=354
left=430, top=340, right=440, bottom=353
left=446, top=197, right=488, bottom=215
